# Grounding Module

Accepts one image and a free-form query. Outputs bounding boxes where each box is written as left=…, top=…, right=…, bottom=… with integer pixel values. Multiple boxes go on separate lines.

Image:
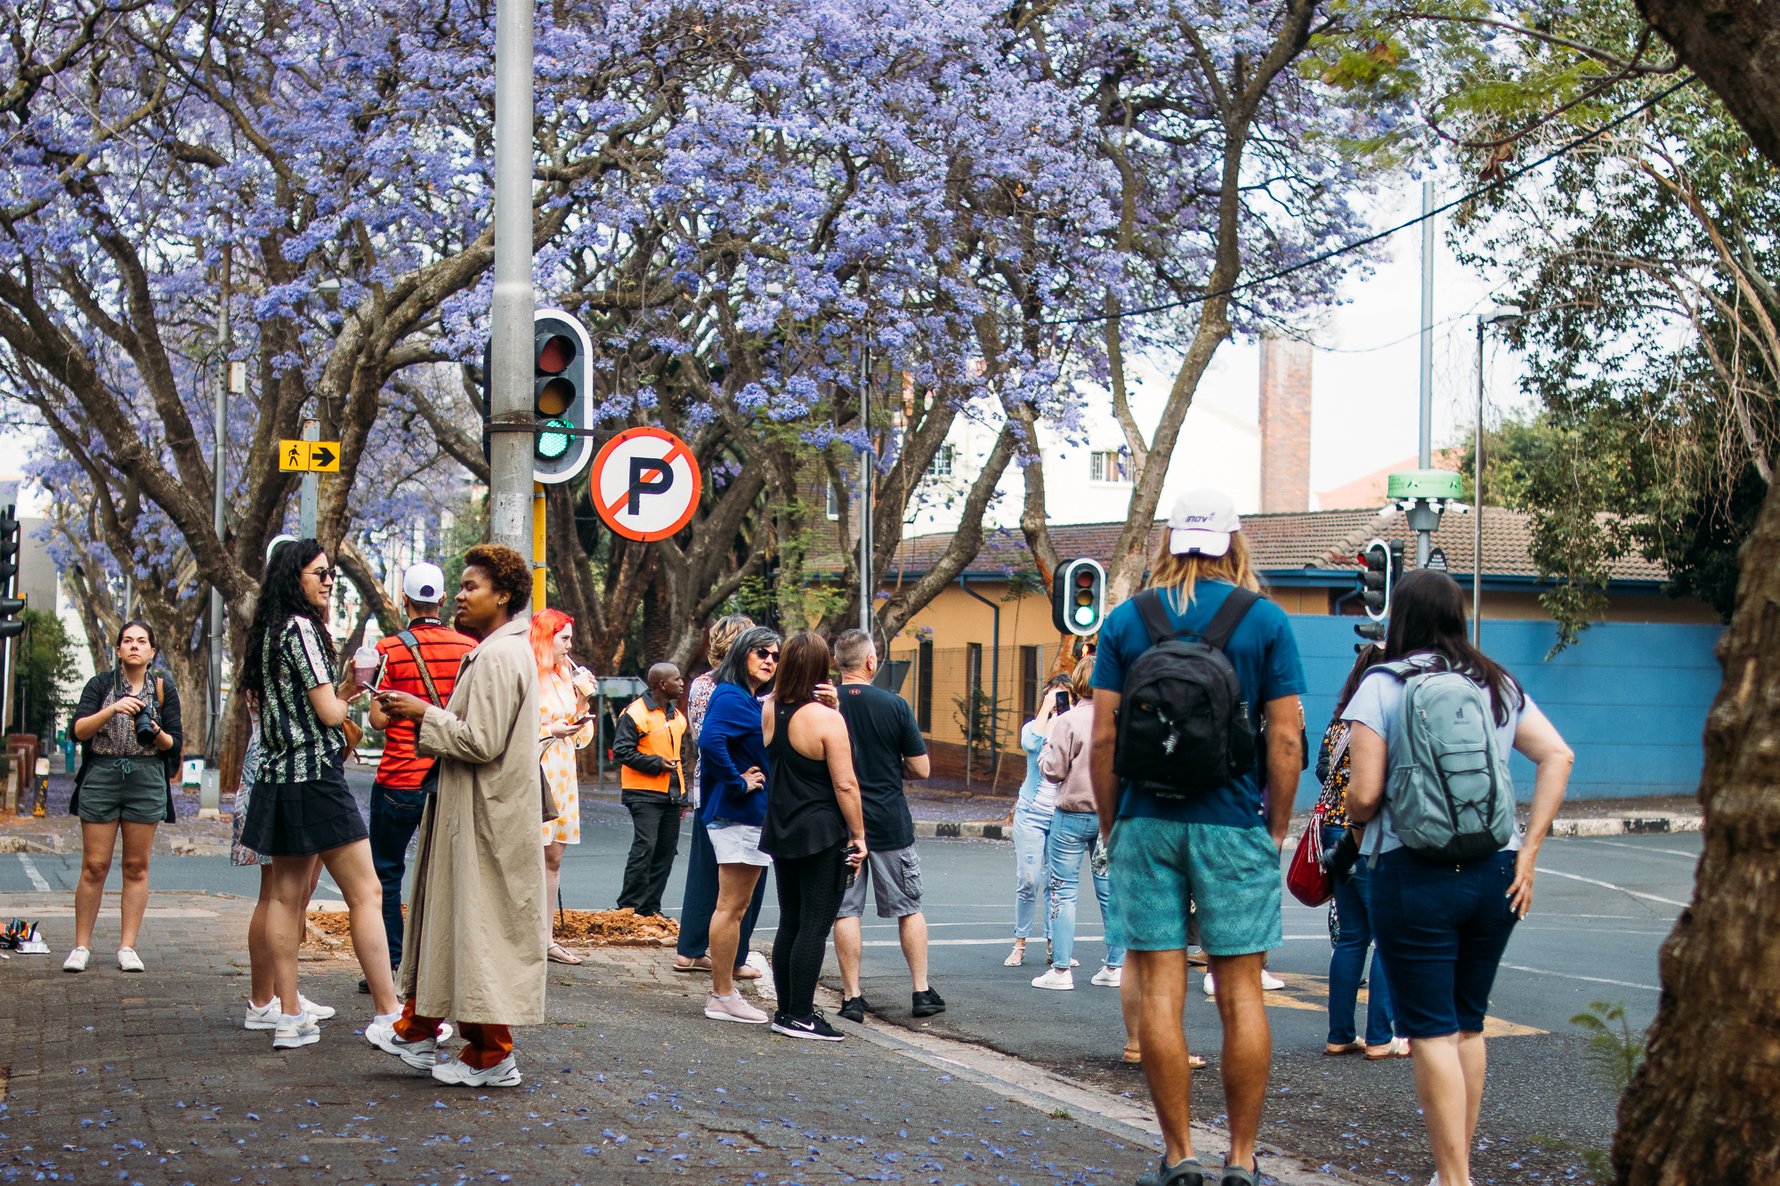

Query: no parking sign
left=590, top=427, right=702, bottom=541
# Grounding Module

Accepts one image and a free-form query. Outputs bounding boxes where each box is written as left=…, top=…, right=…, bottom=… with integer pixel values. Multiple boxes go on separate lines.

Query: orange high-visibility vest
left=619, top=697, right=687, bottom=796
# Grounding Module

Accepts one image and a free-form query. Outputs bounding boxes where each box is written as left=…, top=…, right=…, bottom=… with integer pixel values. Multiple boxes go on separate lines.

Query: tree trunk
left=1613, top=474, right=1780, bottom=1184
left=1639, top=0, right=1780, bottom=165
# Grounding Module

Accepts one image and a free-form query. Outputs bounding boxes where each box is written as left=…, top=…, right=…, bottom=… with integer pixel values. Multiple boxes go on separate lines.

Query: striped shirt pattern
left=258, top=615, right=344, bottom=784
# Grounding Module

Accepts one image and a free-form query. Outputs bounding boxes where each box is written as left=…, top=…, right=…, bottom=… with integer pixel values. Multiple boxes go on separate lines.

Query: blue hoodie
left=698, top=680, right=768, bottom=827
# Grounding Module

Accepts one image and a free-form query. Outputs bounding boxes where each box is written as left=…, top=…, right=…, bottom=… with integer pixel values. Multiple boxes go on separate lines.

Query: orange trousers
left=393, top=999, right=513, bottom=1069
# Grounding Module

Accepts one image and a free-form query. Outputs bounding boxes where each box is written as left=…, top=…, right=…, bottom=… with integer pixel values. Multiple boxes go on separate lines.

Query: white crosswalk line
left=17, top=854, right=51, bottom=892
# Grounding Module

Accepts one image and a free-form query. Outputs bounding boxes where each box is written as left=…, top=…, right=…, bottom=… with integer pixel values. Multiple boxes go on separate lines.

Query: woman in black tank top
left=758, top=632, right=868, bottom=1041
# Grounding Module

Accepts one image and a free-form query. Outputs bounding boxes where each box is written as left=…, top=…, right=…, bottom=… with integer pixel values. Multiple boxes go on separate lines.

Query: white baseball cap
left=1167, top=488, right=1240, bottom=557
left=402, top=562, right=447, bottom=604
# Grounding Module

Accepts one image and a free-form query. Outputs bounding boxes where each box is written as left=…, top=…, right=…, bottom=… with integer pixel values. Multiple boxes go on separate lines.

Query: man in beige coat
left=365, top=544, right=544, bottom=1088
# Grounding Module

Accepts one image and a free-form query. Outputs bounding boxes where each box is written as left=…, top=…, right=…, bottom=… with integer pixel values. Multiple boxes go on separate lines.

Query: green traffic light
left=1073, top=605, right=1093, bottom=627
left=536, top=418, right=572, bottom=460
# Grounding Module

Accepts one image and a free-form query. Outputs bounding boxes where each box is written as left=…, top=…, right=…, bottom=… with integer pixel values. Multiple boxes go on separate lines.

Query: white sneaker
left=432, top=1053, right=521, bottom=1088
left=1203, top=972, right=1215, bottom=996
left=245, top=995, right=337, bottom=1030
left=1090, top=964, right=1123, bottom=988
left=705, top=991, right=770, bottom=1024
left=116, top=947, right=145, bottom=973
left=1030, top=967, right=1074, bottom=990
left=63, top=946, right=90, bottom=973
left=365, top=1018, right=455, bottom=1068
left=1261, top=969, right=1286, bottom=991
left=272, top=1016, right=320, bottom=1049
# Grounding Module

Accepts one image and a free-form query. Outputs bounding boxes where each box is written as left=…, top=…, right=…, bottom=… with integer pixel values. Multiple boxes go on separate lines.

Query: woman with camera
left=64, top=621, right=183, bottom=973
left=237, top=539, right=400, bottom=1049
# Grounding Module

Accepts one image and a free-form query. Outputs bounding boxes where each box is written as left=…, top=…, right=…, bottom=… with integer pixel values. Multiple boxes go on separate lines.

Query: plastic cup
left=352, top=644, right=379, bottom=686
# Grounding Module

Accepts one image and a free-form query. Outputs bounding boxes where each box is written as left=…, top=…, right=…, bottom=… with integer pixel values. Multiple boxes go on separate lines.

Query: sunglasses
left=305, top=566, right=338, bottom=583
left=752, top=647, right=780, bottom=662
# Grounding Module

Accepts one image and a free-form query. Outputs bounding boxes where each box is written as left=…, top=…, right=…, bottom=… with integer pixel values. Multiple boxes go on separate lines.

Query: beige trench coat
left=397, top=616, right=546, bottom=1024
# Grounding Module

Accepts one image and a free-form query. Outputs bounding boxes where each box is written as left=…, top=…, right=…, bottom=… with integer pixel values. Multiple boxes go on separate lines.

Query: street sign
left=590, top=427, right=701, bottom=542
left=278, top=440, right=342, bottom=472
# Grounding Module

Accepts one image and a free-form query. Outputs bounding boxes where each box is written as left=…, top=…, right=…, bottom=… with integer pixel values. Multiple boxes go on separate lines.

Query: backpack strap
left=1198, top=587, right=1261, bottom=654
left=398, top=630, right=443, bottom=707
left=1133, top=589, right=1177, bottom=647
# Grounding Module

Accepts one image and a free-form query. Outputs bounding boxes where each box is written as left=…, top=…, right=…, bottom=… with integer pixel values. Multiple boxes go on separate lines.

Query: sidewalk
left=0, top=889, right=1364, bottom=1186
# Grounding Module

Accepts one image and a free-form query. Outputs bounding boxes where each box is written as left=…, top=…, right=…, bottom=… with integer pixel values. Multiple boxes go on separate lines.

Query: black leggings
left=771, top=843, right=848, bottom=1016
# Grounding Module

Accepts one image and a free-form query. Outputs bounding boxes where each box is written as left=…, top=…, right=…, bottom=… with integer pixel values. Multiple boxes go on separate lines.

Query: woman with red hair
left=530, top=607, right=597, bottom=963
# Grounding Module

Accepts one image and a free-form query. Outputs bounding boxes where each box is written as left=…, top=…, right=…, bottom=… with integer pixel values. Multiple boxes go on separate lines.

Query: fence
left=891, top=618, right=1723, bottom=803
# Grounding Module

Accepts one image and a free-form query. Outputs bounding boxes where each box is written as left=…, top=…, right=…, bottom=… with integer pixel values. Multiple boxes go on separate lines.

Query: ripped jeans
left=1045, top=808, right=1125, bottom=973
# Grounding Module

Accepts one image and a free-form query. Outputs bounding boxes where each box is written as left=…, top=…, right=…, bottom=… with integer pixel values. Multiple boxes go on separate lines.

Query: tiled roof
left=882, top=505, right=1669, bottom=584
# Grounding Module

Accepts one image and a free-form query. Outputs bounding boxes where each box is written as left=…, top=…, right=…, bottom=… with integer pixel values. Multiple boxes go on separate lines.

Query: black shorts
left=239, top=755, right=366, bottom=857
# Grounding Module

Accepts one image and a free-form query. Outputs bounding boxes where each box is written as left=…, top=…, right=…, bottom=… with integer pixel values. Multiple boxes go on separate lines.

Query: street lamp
left=1474, top=308, right=1522, bottom=647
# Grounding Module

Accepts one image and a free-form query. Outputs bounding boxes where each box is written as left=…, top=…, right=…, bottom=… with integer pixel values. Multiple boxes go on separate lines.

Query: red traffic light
left=536, top=332, right=576, bottom=375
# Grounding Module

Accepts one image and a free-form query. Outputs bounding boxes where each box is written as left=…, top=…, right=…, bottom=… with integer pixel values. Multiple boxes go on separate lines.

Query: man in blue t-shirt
left=1088, top=487, right=1306, bottom=1186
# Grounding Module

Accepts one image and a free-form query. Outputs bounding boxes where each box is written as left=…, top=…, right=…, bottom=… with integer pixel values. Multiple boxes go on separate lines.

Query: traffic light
left=531, top=309, right=595, bottom=484
left=1052, top=558, right=1106, bottom=636
left=1359, top=537, right=1391, bottom=621
left=0, top=505, right=22, bottom=640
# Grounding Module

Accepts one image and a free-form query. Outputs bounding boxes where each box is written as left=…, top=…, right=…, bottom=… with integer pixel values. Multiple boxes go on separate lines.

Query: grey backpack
left=1381, top=659, right=1516, bottom=861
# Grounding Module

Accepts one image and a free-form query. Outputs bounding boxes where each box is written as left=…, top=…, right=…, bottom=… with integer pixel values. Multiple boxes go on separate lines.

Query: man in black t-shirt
left=830, top=630, right=941, bottom=1022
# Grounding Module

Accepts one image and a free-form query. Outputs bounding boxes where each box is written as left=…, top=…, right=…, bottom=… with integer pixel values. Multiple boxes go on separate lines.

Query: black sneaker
left=911, top=987, right=946, bottom=1017
left=839, top=995, right=869, bottom=1023
left=771, top=1011, right=845, bottom=1041
left=357, top=978, right=370, bottom=995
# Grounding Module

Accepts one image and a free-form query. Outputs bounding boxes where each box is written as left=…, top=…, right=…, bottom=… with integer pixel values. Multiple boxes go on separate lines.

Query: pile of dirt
left=301, top=907, right=677, bottom=952
left=551, top=909, right=678, bottom=948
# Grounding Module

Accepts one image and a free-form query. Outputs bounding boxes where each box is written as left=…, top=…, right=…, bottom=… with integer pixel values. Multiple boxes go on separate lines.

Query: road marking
left=1500, top=962, right=1659, bottom=993
left=1535, top=865, right=1689, bottom=909
left=1578, top=838, right=1701, bottom=860
left=17, top=855, right=50, bottom=892
left=316, top=874, right=343, bottom=898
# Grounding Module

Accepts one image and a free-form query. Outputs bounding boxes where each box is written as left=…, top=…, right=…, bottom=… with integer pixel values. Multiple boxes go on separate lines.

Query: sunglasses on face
left=752, top=647, right=779, bottom=662
left=305, top=567, right=338, bottom=583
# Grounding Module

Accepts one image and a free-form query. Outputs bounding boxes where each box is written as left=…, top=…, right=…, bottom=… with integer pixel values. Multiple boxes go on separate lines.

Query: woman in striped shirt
left=237, top=538, right=401, bottom=1050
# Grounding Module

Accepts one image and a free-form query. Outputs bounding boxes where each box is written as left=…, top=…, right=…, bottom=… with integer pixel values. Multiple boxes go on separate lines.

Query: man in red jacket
left=362, top=563, right=476, bottom=989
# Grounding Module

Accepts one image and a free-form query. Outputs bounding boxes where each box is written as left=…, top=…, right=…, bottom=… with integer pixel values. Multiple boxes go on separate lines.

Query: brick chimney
left=1258, top=334, right=1313, bottom=512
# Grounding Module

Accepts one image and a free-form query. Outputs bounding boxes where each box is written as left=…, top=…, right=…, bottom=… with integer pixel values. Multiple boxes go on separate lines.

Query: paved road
left=9, top=789, right=1695, bottom=1184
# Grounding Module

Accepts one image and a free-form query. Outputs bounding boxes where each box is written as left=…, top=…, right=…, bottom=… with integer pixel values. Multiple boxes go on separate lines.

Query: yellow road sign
left=278, top=440, right=343, bottom=472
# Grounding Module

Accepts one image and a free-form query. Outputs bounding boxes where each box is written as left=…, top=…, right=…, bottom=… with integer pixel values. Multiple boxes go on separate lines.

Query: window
left=1019, top=646, right=1040, bottom=722
left=916, top=639, right=934, bottom=732
left=1090, top=450, right=1131, bottom=483
left=927, top=445, right=955, bottom=480
left=825, top=474, right=843, bottom=520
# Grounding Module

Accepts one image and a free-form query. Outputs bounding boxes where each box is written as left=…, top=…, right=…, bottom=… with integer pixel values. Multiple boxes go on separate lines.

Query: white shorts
left=707, top=822, right=771, bottom=867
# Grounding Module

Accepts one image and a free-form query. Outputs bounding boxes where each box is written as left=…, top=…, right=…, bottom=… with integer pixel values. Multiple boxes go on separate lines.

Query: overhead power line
left=1056, top=75, right=1699, bottom=326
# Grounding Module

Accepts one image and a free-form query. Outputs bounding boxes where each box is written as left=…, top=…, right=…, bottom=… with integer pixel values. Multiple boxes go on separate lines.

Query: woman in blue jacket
left=697, top=625, right=781, bottom=1025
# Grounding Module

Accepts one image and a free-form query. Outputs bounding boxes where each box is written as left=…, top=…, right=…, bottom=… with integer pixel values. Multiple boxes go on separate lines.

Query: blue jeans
left=1046, top=809, right=1125, bottom=971
left=676, top=812, right=766, bottom=960
left=369, top=781, right=428, bottom=968
left=1370, top=847, right=1520, bottom=1038
left=1012, top=803, right=1053, bottom=941
left=1325, top=824, right=1395, bottom=1046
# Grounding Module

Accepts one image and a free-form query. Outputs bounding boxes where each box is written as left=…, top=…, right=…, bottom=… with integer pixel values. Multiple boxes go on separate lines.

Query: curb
left=918, top=814, right=1708, bottom=842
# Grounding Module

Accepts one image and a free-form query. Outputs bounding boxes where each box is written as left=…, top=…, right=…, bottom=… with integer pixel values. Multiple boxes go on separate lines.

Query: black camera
left=133, top=698, right=159, bottom=748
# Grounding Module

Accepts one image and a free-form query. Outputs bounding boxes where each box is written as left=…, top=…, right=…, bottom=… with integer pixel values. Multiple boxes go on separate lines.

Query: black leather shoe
left=911, top=987, right=946, bottom=1017
left=838, top=995, right=868, bottom=1023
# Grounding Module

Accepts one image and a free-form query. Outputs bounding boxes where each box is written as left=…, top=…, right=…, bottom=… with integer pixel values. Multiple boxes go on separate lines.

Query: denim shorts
left=1105, top=818, right=1281, bottom=956
left=1369, top=847, right=1519, bottom=1038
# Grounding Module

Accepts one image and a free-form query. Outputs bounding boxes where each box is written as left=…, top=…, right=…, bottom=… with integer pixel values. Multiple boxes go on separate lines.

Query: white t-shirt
left=1342, top=656, right=1531, bottom=856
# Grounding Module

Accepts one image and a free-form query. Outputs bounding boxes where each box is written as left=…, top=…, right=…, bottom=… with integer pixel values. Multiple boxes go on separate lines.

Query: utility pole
left=1415, top=178, right=1436, bottom=567
left=298, top=418, right=319, bottom=538
left=487, top=0, right=536, bottom=565
left=858, top=339, right=872, bottom=636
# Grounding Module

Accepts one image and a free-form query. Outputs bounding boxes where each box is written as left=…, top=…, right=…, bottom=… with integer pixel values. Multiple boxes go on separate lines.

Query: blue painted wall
left=1289, top=617, right=1723, bottom=806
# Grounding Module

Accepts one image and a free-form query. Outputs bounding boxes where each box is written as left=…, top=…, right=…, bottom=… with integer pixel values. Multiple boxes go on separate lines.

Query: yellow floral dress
left=539, top=668, right=595, bottom=845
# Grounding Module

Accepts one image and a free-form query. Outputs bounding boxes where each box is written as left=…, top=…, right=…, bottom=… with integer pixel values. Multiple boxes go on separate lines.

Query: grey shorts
left=77, top=756, right=168, bottom=825
left=839, top=845, right=924, bottom=919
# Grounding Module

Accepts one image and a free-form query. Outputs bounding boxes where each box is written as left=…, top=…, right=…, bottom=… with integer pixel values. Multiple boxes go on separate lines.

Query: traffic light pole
left=487, top=0, right=536, bottom=567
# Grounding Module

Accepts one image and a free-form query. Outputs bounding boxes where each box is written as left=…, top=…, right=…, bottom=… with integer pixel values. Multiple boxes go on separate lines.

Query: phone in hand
left=370, top=651, right=389, bottom=692
left=1053, top=689, right=1072, bottom=714
left=843, top=844, right=863, bottom=888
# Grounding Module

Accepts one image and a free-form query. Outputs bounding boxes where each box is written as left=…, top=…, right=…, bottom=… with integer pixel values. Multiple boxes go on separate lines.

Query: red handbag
left=1287, top=806, right=1333, bottom=907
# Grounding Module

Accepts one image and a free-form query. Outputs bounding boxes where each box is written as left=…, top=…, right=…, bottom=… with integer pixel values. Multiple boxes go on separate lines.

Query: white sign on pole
left=590, top=427, right=702, bottom=542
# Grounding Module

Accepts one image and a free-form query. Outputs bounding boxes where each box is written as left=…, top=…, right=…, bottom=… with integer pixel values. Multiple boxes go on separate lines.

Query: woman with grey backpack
left=1342, top=569, right=1574, bottom=1186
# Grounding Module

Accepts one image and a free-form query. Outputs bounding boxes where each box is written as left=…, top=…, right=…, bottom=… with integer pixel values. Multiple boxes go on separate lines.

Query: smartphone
left=371, top=651, right=389, bottom=691
left=1053, top=689, right=1071, bottom=714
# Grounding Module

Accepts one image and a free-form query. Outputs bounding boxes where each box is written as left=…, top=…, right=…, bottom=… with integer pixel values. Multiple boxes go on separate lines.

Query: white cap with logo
left=1166, top=488, right=1240, bottom=557
left=402, top=562, right=447, bottom=605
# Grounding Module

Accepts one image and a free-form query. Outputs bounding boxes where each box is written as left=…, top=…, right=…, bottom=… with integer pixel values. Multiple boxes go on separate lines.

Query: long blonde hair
left=1145, top=532, right=1262, bottom=614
